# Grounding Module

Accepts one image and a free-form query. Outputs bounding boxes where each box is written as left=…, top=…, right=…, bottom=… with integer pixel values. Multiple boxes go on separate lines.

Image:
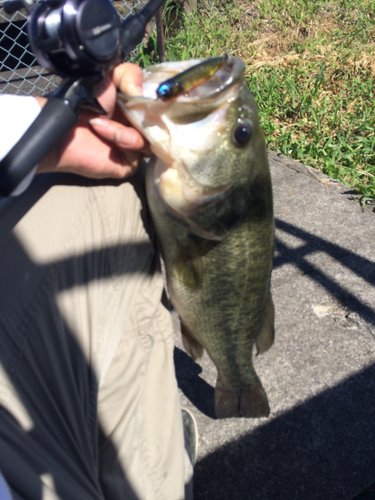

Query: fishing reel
left=5, top=0, right=163, bottom=76
left=26, top=0, right=122, bottom=76
left=0, top=0, right=166, bottom=196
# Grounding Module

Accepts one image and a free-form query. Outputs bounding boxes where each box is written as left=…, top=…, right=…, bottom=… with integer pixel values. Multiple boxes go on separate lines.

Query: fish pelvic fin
left=172, top=240, right=203, bottom=291
left=181, top=321, right=204, bottom=361
left=215, top=378, right=270, bottom=419
left=255, top=297, right=275, bottom=355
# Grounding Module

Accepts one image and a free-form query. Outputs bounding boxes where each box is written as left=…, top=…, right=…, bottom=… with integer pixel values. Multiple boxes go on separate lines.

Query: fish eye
left=233, top=122, right=252, bottom=146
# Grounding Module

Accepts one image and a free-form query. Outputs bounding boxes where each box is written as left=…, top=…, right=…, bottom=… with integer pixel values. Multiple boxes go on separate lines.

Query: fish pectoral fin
left=185, top=184, right=250, bottom=241
left=172, top=240, right=203, bottom=290
left=181, top=321, right=204, bottom=361
left=255, top=297, right=275, bottom=355
left=215, top=378, right=270, bottom=419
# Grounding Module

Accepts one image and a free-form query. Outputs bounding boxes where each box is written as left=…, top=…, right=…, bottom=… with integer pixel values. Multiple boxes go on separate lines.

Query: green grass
left=140, top=0, right=375, bottom=199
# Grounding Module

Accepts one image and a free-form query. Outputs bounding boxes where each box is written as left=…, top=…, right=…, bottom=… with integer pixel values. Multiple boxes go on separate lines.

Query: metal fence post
left=155, top=7, right=166, bottom=62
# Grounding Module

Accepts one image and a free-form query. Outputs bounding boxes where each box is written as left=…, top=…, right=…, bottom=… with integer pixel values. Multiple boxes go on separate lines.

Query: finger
left=110, top=105, right=153, bottom=156
left=38, top=124, right=142, bottom=179
left=75, top=147, right=141, bottom=179
left=89, top=117, right=147, bottom=150
left=87, top=148, right=141, bottom=179
left=78, top=78, right=117, bottom=124
left=94, top=76, right=116, bottom=116
left=120, top=150, right=141, bottom=174
left=111, top=63, right=143, bottom=96
left=34, top=96, right=47, bottom=109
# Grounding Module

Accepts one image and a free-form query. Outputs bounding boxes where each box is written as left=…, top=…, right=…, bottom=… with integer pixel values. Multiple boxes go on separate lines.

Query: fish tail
left=255, top=297, right=275, bottom=355
left=215, top=377, right=270, bottom=419
left=181, top=321, right=204, bottom=361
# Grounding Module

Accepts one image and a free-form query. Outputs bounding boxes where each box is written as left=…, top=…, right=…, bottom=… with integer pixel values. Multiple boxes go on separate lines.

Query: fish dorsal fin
left=255, top=297, right=275, bottom=355
left=172, top=239, right=203, bottom=290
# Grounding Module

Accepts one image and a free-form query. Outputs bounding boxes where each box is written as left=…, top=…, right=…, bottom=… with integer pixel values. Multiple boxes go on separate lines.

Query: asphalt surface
left=173, top=152, right=375, bottom=500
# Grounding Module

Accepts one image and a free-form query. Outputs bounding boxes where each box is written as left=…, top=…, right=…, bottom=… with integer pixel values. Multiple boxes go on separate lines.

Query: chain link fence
left=0, top=0, right=145, bottom=96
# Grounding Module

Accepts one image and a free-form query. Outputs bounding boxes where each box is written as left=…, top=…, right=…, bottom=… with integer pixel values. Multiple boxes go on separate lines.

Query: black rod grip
left=0, top=98, right=78, bottom=197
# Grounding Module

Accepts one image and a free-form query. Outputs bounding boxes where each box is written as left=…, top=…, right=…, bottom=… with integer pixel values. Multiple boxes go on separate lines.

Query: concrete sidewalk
left=174, top=152, right=375, bottom=500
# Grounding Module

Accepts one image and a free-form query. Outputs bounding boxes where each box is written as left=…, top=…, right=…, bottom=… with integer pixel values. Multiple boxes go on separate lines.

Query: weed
left=154, top=0, right=375, bottom=198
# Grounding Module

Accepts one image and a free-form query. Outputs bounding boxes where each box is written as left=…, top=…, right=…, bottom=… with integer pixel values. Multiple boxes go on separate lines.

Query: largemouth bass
left=117, top=57, right=275, bottom=418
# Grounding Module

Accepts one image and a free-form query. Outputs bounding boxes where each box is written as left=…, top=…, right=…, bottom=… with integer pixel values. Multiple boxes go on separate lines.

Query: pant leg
left=0, top=171, right=191, bottom=500
left=97, top=277, right=192, bottom=500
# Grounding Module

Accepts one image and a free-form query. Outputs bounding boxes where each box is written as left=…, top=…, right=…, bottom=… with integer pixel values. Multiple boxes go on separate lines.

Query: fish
left=156, top=55, right=228, bottom=100
left=117, top=57, right=275, bottom=419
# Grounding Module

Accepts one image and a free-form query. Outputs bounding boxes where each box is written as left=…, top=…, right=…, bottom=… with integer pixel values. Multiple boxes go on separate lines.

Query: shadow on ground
left=192, top=363, right=375, bottom=500
left=175, top=218, right=375, bottom=500
left=274, top=219, right=375, bottom=325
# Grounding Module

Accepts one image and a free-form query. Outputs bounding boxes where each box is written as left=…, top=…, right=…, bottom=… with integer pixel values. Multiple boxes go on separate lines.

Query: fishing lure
left=156, top=55, right=228, bottom=100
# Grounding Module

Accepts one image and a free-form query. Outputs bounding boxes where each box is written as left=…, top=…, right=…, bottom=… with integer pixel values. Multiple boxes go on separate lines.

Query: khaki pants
left=0, top=170, right=192, bottom=500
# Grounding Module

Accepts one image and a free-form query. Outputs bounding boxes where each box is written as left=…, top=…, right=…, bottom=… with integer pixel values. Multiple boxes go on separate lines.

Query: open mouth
left=116, top=57, right=246, bottom=214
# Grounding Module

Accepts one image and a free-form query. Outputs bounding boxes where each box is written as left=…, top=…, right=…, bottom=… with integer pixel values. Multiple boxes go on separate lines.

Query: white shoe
left=182, top=408, right=198, bottom=467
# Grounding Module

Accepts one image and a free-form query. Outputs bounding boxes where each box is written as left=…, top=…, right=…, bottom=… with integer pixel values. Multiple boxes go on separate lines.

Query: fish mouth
left=117, top=56, right=245, bottom=164
left=142, top=56, right=245, bottom=103
left=117, top=57, right=246, bottom=230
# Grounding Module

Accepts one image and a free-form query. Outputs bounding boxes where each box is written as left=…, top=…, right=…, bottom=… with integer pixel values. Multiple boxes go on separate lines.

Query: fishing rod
left=0, top=0, right=167, bottom=196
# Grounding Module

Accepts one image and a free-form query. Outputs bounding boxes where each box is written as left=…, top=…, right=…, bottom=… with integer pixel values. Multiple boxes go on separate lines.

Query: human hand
left=37, top=63, right=149, bottom=179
